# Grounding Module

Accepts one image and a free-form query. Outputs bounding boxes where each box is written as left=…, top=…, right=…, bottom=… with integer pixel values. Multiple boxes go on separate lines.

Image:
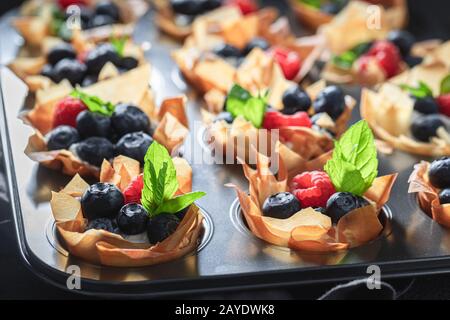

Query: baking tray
left=2, top=3, right=450, bottom=298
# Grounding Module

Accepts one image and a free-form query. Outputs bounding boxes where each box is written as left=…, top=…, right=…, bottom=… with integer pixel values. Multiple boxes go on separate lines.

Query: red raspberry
left=437, top=94, right=450, bottom=117
left=262, top=111, right=312, bottom=130
left=123, top=174, right=144, bottom=204
left=53, top=97, right=87, bottom=128
left=57, top=0, right=86, bottom=9
left=225, top=0, right=258, bottom=15
left=271, top=47, right=302, bottom=80
left=367, top=40, right=401, bottom=78
left=290, top=171, right=336, bottom=208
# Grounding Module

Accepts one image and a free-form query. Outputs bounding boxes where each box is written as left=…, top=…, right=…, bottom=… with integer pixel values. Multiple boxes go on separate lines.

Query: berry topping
left=325, top=192, right=369, bottom=224
left=226, top=0, right=258, bottom=15
left=81, top=182, right=124, bottom=220
left=313, top=85, right=346, bottom=120
left=81, top=74, right=98, bottom=87
left=414, top=97, right=439, bottom=115
left=271, top=47, right=301, bottom=80
left=51, top=59, right=87, bottom=86
left=428, top=157, right=450, bottom=189
left=170, top=0, right=221, bottom=16
left=53, top=96, right=87, bottom=128
left=281, top=86, right=311, bottom=115
left=290, top=171, right=336, bottom=208
left=75, top=137, right=114, bottom=167
left=367, top=40, right=401, bottom=78
left=76, top=110, right=112, bottom=138
left=85, top=43, right=120, bottom=75
left=437, top=94, right=450, bottom=117
left=320, top=2, right=344, bottom=14
left=115, top=132, right=154, bottom=164
left=387, top=30, right=415, bottom=57
left=262, top=192, right=301, bottom=219
left=243, top=37, right=270, bottom=56
left=117, top=203, right=149, bottom=235
left=119, top=56, right=139, bottom=71
left=411, top=114, right=446, bottom=142
left=213, top=43, right=242, bottom=58
left=94, top=1, right=120, bottom=22
left=46, top=125, right=80, bottom=151
left=111, top=103, right=150, bottom=137
left=262, top=111, right=312, bottom=130
left=88, top=14, right=116, bottom=28
left=41, top=64, right=54, bottom=79
left=213, top=111, right=234, bottom=124
left=123, top=174, right=144, bottom=204
left=47, top=43, right=76, bottom=66
left=147, top=214, right=180, bottom=244
left=404, top=55, right=423, bottom=68
left=439, top=189, right=450, bottom=205
left=85, top=217, right=117, bottom=233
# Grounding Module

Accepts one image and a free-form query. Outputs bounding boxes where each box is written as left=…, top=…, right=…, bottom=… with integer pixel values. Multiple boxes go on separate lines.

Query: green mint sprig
left=441, top=74, right=450, bottom=95
left=141, top=142, right=206, bottom=217
left=332, top=42, right=372, bottom=70
left=70, top=89, right=116, bottom=116
left=110, top=36, right=128, bottom=57
left=225, top=84, right=268, bottom=128
left=300, top=0, right=321, bottom=9
left=324, top=120, right=378, bottom=196
left=400, top=81, right=433, bottom=99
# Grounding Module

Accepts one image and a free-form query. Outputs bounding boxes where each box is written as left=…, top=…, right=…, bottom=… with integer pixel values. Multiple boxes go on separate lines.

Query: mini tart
left=50, top=155, right=203, bottom=267
left=408, top=161, right=450, bottom=228
left=361, top=59, right=450, bottom=157
left=227, top=149, right=397, bottom=252
left=13, top=0, right=148, bottom=47
left=8, top=33, right=146, bottom=93
left=289, top=0, right=407, bottom=32
left=204, top=80, right=355, bottom=176
left=24, top=64, right=189, bottom=177
left=171, top=6, right=325, bottom=94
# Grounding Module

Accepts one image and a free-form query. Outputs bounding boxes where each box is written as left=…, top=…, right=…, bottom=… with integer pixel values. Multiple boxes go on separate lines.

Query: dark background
left=0, top=0, right=449, bottom=299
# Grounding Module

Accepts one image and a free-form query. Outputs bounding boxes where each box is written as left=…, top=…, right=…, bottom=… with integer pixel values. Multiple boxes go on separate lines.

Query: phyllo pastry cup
left=24, top=64, right=189, bottom=176
left=227, top=146, right=397, bottom=253
left=51, top=155, right=203, bottom=267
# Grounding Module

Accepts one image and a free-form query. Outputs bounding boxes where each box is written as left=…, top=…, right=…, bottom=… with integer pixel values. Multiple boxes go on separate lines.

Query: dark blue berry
left=94, top=1, right=120, bottom=22
left=387, top=30, right=415, bottom=57
left=111, top=103, right=150, bottom=137
left=76, top=110, right=112, bottom=138
left=117, top=203, right=149, bottom=235
left=75, top=137, right=114, bottom=167
left=243, top=37, right=270, bottom=56
left=213, top=43, right=241, bottom=58
left=282, top=86, right=311, bottom=115
left=86, top=217, right=117, bottom=233
left=147, top=214, right=180, bottom=244
left=439, top=189, right=450, bottom=205
left=46, top=125, right=80, bottom=150
left=414, top=97, right=439, bottom=115
left=81, top=183, right=124, bottom=220
left=115, top=132, right=153, bottom=164
left=313, top=85, right=345, bottom=120
left=85, top=43, right=120, bottom=75
left=47, top=43, right=76, bottom=66
left=326, top=192, right=369, bottom=224
left=51, top=59, right=87, bottom=86
left=262, top=192, right=302, bottom=219
left=429, top=157, right=450, bottom=189
left=411, top=114, right=446, bottom=142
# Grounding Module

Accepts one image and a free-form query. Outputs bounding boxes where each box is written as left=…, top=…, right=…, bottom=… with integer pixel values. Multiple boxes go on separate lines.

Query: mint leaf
left=324, top=120, right=378, bottom=196
left=332, top=42, right=372, bottom=70
left=441, top=74, right=450, bottom=95
left=226, top=84, right=267, bottom=128
left=70, top=89, right=115, bottom=116
left=154, top=191, right=206, bottom=215
left=300, top=0, right=321, bottom=9
left=110, top=36, right=127, bottom=57
left=400, top=81, right=433, bottom=99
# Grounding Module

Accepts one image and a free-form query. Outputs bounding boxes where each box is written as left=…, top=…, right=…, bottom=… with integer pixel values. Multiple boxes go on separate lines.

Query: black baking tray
left=2, top=3, right=450, bottom=298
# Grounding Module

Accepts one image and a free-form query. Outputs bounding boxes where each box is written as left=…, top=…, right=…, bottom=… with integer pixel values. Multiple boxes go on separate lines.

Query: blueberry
left=81, top=182, right=124, bottom=220
left=76, top=110, right=112, bottom=138
left=202, top=0, right=222, bottom=11
left=439, top=189, right=450, bottom=205
left=213, top=111, right=234, bottom=124
left=281, top=86, right=311, bottom=115
left=213, top=43, right=241, bottom=58
left=243, top=37, right=270, bottom=56
left=46, top=125, right=80, bottom=151
left=411, top=114, right=446, bottom=142
left=387, top=30, right=415, bottom=57
left=75, top=137, right=114, bottom=167
left=405, top=55, right=423, bottom=68
left=320, top=3, right=341, bottom=15
left=117, top=203, right=149, bottom=235
left=94, top=1, right=120, bottom=22
left=313, top=85, right=345, bottom=120
left=40, top=64, right=54, bottom=79
left=51, top=59, right=87, bottom=86
left=147, top=214, right=180, bottom=244
left=88, top=14, right=116, bottom=28
left=314, top=207, right=326, bottom=214
left=429, top=157, right=450, bottom=189
left=111, top=103, right=151, bottom=136
left=115, top=132, right=153, bottom=164
left=47, top=43, right=76, bottom=66
left=325, top=192, right=369, bottom=224
left=175, top=206, right=190, bottom=221
left=414, top=97, right=439, bottom=115
left=81, top=74, right=98, bottom=87
left=170, top=0, right=220, bottom=15
left=85, top=217, right=117, bottom=233
left=85, top=43, right=120, bottom=75
left=262, top=192, right=302, bottom=219
left=119, top=56, right=139, bottom=71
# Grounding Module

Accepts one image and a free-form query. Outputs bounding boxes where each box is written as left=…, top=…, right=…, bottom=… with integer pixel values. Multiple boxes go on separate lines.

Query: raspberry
left=437, top=94, right=450, bottom=117
left=225, top=0, right=258, bottom=15
left=271, top=47, right=302, bottom=80
left=367, top=40, right=401, bottom=78
left=262, top=111, right=312, bottom=130
left=53, top=97, right=87, bottom=128
left=57, top=0, right=86, bottom=9
left=123, top=174, right=144, bottom=205
left=290, top=171, right=336, bottom=208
